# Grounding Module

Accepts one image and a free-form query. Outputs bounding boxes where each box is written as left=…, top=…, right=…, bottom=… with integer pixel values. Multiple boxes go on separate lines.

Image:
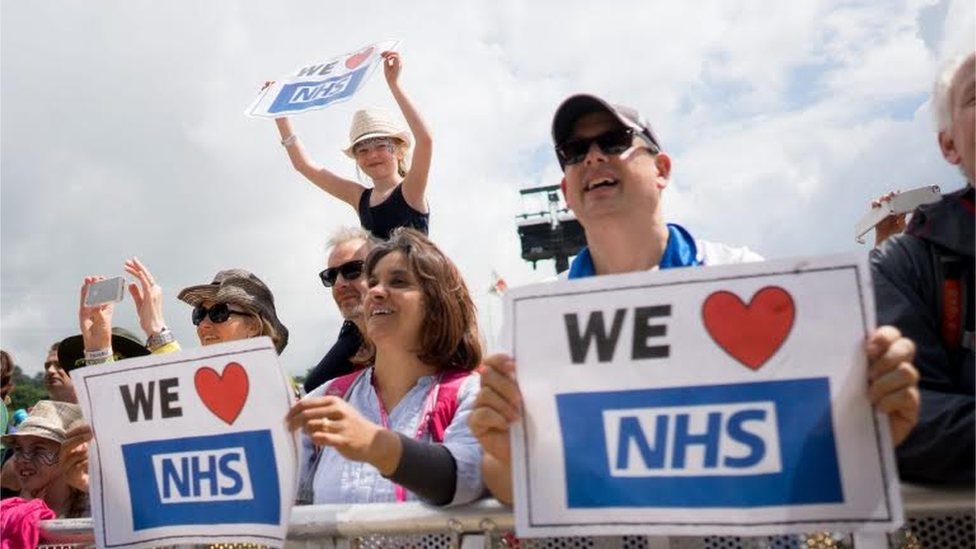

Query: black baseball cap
left=57, top=327, right=150, bottom=373
left=551, top=93, right=662, bottom=152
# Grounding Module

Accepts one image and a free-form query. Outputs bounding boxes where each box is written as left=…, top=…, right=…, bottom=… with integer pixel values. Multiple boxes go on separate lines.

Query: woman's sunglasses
left=191, top=303, right=251, bottom=326
left=555, top=128, right=658, bottom=167
left=319, top=260, right=365, bottom=287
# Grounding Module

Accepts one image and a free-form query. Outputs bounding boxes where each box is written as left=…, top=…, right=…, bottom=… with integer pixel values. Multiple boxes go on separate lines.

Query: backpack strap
left=966, top=263, right=975, bottom=352
left=326, top=368, right=472, bottom=443
left=934, top=251, right=975, bottom=352
left=428, top=369, right=474, bottom=443
left=323, top=369, right=368, bottom=399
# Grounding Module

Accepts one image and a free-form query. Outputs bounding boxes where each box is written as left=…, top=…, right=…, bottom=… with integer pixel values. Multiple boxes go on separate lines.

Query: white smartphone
left=854, top=185, right=942, bottom=243
left=84, top=276, right=125, bottom=307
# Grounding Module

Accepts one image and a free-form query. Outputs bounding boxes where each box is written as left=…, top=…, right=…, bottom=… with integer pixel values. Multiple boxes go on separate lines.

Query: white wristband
left=84, top=348, right=114, bottom=365
left=281, top=134, right=298, bottom=147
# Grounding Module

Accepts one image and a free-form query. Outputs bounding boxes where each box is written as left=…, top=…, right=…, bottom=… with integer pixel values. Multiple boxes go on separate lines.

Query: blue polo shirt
left=567, top=223, right=702, bottom=279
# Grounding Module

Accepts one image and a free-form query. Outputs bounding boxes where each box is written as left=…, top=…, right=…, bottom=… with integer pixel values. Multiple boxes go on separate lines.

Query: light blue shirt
left=299, top=367, right=484, bottom=506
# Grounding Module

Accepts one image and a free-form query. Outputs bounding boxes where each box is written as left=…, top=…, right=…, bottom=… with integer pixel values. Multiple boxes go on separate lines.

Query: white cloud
left=2, top=0, right=971, bottom=379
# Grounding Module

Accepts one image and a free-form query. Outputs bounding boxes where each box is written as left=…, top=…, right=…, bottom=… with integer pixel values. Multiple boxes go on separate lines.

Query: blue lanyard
left=568, top=223, right=702, bottom=279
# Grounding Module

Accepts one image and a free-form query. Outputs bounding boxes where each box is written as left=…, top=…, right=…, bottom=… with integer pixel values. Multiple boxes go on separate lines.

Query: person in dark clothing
left=304, top=227, right=375, bottom=393
left=273, top=50, right=431, bottom=240
left=871, top=52, right=975, bottom=484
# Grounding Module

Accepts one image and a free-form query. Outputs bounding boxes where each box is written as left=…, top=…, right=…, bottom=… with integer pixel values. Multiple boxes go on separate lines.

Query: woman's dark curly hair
left=363, top=228, right=482, bottom=371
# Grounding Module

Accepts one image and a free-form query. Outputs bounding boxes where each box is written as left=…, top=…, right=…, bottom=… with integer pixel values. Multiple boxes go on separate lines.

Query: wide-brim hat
left=177, top=269, right=289, bottom=354
left=342, top=107, right=413, bottom=159
left=1, top=400, right=82, bottom=447
left=58, top=327, right=150, bottom=373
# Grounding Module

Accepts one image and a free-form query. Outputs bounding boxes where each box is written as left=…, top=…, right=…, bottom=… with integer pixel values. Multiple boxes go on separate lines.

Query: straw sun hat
left=1, top=400, right=83, bottom=447
left=342, top=107, right=413, bottom=159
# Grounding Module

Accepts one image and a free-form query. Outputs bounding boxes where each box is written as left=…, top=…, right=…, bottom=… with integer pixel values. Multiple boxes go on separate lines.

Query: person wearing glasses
left=468, top=94, right=923, bottom=504
left=304, top=227, right=376, bottom=394
left=273, top=50, right=432, bottom=241
left=0, top=400, right=89, bottom=520
left=287, top=229, right=484, bottom=506
left=75, top=259, right=288, bottom=367
left=64, top=263, right=293, bottom=496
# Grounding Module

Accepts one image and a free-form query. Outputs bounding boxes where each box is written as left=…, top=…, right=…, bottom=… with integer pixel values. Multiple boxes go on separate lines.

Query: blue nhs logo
left=556, top=378, right=843, bottom=508
left=122, top=430, right=280, bottom=529
left=603, top=402, right=782, bottom=477
left=268, top=66, right=367, bottom=114
left=151, top=448, right=253, bottom=503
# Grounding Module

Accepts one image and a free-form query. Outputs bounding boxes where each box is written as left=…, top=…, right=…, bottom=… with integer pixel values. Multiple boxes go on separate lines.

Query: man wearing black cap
left=469, top=94, right=922, bottom=504
left=551, top=95, right=761, bottom=277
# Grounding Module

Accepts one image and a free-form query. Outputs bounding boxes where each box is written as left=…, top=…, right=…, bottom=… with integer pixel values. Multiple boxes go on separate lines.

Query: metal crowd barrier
left=38, top=484, right=974, bottom=549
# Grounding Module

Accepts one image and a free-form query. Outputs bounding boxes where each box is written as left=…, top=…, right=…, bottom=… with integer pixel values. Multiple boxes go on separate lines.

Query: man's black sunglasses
left=191, top=303, right=250, bottom=326
left=319, top=260, right=365, bottom=288
left=555, top=128, right=659, bottom=167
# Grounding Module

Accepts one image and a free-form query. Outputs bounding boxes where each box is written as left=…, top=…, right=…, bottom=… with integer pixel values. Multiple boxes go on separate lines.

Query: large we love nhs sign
left=504, top=255, right=902, bottom=538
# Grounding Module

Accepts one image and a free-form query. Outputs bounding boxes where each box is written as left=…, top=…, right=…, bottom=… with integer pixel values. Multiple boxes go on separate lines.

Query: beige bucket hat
left=1, top=400, right=83, bottom=447
left=342, top=107, right=413, bottom=159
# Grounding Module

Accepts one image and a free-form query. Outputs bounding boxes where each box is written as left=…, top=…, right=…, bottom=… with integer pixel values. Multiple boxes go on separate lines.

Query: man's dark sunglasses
left=191, top=303, right=250, bottom=326
left=555, top=128, right=659, bottom=167
left=319, top=260, right=366, bottom=288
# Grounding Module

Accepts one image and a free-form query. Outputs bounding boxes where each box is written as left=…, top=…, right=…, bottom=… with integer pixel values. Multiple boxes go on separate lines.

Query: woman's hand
left=382, top=51, right=402, bottom=87
left=60, top=424, right=93, bottom=492
left=79, top=277, right=114, bottom=352
left=286, top=396, right=401, bottom=474
left=124, top=257, right=167, bottom=338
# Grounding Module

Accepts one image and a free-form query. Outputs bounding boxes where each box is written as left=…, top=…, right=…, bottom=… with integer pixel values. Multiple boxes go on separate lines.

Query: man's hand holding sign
left=73, top=338, right=296, bottom=549
left=470, top=256, right=919, bottom=537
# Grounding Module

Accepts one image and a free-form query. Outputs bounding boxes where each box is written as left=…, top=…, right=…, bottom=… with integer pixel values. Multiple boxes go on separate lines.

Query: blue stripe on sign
left=268, top=65, right=368, bottom=114
left=122, top=430, right=280, bottom=529
left=556, top=378, right=843, bottom=508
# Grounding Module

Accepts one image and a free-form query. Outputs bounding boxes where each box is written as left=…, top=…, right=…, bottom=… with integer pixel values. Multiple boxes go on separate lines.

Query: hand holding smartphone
left=84, top=276, right=125, bottom=307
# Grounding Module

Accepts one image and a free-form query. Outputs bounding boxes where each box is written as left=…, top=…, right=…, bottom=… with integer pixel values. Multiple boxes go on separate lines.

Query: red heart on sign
left=702, top=286, right=795, bottom=370
left=345, top=47, right=374, bottom=70
left=194, top=362, right=249, bottom=425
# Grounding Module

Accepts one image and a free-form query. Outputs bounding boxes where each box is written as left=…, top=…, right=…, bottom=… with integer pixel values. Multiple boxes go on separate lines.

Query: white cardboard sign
left=504, top=254, right=902, bottom=537
left=245, top=40, right=398, bottom=118
left=73, top=337, right=297, bottom=549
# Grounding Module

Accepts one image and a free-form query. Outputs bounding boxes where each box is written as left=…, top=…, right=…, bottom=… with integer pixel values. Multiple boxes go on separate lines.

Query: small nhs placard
left=557, top=378, right=842, bottom=508
left=122, top=430, right=280, bottom=529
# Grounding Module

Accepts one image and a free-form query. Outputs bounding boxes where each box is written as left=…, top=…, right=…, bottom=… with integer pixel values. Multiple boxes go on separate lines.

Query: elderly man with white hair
left=872, top=51, right=975, bottom=484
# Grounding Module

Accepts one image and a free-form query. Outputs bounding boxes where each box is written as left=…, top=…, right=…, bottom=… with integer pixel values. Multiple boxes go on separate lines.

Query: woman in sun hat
left=75, top=259, right=289, bottom=370
left=61, top=262, right=294, bottom=511
left=273, top=50, right=432, bottom=240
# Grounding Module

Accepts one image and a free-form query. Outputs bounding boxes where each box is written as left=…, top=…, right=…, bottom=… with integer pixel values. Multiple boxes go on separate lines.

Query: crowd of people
left=0, top=48, right=972, bottom=542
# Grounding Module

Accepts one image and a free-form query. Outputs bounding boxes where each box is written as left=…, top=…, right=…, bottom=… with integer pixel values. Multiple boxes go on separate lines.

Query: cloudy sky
left=2, top=0, right=973, bottom=378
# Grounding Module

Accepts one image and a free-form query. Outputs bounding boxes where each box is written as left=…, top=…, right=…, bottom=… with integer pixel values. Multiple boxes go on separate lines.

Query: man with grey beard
left=304, top=227, right=375, bottom=393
